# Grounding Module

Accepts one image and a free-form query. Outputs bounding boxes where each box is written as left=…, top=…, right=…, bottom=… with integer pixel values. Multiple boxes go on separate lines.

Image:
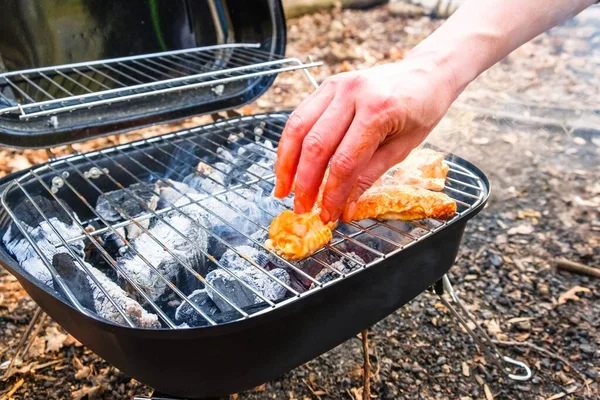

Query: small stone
left=489, top=253, right=503, bottom=267
left=585, top=369, right=598, bottom=379
left=436, top=356, right=447, bottom=365
left=537, top=283, right=550, bottom=296
left=580, top=344, right=595, bottom=355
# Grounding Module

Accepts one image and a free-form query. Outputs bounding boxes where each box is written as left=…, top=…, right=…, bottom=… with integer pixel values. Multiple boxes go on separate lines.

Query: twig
left=492, top=340, right=587, bottom=381
left=0, top=377, right=24, bottom=400
left=556, top=258, right=600, bottom=279
left=362, top=330, right=371, bottom=400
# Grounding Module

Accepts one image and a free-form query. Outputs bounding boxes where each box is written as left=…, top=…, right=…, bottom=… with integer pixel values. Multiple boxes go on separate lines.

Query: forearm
left=406, top=0, right=595, bottom=98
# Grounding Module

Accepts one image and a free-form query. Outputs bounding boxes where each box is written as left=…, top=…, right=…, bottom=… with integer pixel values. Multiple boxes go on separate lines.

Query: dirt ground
left=1, top=4, right=599, bottom=400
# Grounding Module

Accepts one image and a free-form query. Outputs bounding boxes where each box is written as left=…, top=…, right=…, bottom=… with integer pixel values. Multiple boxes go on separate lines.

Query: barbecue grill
left=0, top=1, right=531, bottom=398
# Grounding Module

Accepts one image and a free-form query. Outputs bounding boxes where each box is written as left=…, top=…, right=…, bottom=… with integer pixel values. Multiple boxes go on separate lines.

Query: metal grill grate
left=0, top=44, right=320, bottom=120
left=0, top=113, right=487, bottom=329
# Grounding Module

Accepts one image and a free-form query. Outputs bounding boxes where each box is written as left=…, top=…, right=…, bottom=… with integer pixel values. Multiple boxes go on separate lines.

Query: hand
left=273, top=56, right=459, bottom=223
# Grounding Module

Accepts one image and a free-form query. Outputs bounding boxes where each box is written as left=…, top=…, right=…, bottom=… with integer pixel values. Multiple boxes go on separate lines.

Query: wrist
left=404, top=27, right=504, bottom=101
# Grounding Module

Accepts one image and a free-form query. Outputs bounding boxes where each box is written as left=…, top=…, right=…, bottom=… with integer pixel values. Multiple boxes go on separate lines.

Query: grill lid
left=0, top=0, right=318, bottom=148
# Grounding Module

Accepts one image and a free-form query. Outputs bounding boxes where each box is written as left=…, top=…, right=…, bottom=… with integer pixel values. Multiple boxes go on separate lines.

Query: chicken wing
left=265, top=210, right=336, bottom=261
left=350, top=184, right=457, bottom=221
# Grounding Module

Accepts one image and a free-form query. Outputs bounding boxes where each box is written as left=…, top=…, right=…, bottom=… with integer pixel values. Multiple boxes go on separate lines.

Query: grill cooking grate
left=0, top=44, right=320, bottom=120
left=0, top=113, right=486, bottom=329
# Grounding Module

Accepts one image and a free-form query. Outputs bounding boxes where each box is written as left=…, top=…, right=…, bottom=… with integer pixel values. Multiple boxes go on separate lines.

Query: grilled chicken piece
left=265, top=210, right=336, bottom=261
left=350, top=184, right=457, bottom=221
left=375, top=148, right=449, bottom=191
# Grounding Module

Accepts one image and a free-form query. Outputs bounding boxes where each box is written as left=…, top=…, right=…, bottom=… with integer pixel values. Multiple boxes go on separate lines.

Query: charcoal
left=156, top=179, right=198, bottom=209
left=220, top=245, right=271, bottom=270
left=213, top=302, right=270, bottom=324
left=52, top=253, right=160, bottom=328
left=174, top=289, right=219, bottom=327
left=183, top=161, right=231, bottom=194
left=52, top=253, right=96, bottom=311
left=311, top=252, right=364, bottom=289
left=116, top=195, right=210, bottom=300
left=95, top=182, right=159, bottom=239
left=206, top=246, right=290, bottom=313
left=2, top=196, right=85, bottom=288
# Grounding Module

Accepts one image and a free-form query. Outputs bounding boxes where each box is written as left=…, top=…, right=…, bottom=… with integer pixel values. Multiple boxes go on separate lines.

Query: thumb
left=340, top=141, right=416, bottom=222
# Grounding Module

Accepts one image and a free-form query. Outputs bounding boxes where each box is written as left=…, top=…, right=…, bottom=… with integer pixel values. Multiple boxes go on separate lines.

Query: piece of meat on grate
left=349, top=184, right=457, bottom=221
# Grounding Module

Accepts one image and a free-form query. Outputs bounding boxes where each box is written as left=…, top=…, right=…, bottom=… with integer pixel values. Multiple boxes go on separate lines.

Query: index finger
left=274, top=86, right=334, bottom=198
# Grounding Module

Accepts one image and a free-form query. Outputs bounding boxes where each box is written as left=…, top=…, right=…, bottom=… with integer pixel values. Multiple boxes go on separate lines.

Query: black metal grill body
left=0, top=113, right=490, bottom=398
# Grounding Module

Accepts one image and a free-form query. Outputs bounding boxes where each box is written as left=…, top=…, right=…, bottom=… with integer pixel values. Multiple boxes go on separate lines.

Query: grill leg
left=435, top=274, right=532, bottom=382
left=1, top=306, right=48, bottom=380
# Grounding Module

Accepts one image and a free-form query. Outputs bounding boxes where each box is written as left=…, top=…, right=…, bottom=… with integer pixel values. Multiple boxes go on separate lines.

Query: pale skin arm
left=274, top=0, right=596, bottom=223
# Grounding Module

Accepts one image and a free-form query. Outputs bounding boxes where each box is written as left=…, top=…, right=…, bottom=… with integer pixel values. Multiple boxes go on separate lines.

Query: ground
left=1, top=4, right=599, bottom=400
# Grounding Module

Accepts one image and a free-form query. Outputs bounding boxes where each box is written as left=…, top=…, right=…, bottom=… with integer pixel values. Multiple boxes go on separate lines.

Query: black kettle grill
left=0, top=1, right=530, bottom=398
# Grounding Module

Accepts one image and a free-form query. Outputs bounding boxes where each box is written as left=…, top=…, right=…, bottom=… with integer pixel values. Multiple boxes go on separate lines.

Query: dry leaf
left=557, top=286, right=591, bottom=305
left=506, top=317, right=535, bottom=325
left=45, top=326, right=68, bottom=353
left=349, top=387, right=363, bottom=400
left=546, top=392, right=566, bottom=400
left=485, top=319, right=502, bottom=336
left=72, top=385, right=100, bottom=400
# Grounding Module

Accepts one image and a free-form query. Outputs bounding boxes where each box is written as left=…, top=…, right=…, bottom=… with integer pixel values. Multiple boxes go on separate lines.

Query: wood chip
left=484, top=384, right=494, bottom=400
left=546, top=392, right=566, bottom=400
left=461, top=362, right=470, bottom=377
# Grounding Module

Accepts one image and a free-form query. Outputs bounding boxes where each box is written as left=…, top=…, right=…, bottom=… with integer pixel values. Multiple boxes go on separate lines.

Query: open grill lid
left=0, top=0, right=311, bottom=148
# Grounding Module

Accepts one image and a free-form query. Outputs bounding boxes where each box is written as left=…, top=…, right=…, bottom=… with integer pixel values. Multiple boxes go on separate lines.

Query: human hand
left=273, top=56, right=459, bottom=223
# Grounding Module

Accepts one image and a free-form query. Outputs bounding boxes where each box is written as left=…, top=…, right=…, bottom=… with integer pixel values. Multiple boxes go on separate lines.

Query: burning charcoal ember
left=310, top=253, right=364, bottom=289
left=51, top=253, right=160, bottom=328
left=174, top=289, right=219, bottom=327
left=2, top=196, right=85, bottom=288
left=95, top=182, right=159, bottom=239
left=156, top=179, right=198, bottom=209
left=116, top=196, right=210, bottom=300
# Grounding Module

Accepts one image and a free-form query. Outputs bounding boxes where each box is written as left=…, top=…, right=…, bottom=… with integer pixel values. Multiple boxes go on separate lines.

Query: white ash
left=87, top=262, right=161, bottom=328
left=52, top=253, right=160, bottom=328
left=116, top=195, right=210, bottom=300
left=3, top=214, right=85, bottom=288
left=206, top=244, right=290, bottom=312
left=156, top=179, right=198, bottom=209
left=183, top=161, right=231, bottom=194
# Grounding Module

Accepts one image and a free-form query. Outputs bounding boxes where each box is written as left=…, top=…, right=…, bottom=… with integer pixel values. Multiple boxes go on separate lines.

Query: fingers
left=319, top=110, right=386, bottom=223
left=274, top=84, right=334, bottom=198
left=340, top=139, right=415, bottom=222
left=293, top=94, right=356, bottom=213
